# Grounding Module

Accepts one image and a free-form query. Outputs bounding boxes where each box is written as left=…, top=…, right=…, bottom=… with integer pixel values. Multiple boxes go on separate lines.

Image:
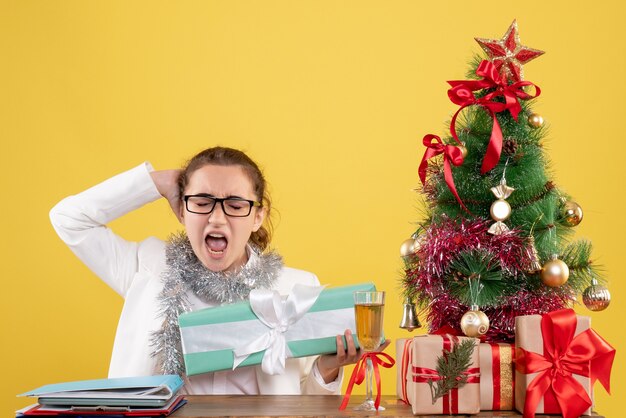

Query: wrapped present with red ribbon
left=409, top=334, right=481, bottom=415
left=395, top=338, right=414, bottom=405
left=479, top=342, right=515, bottom=411
left=515, top=309, right=615, bottom=418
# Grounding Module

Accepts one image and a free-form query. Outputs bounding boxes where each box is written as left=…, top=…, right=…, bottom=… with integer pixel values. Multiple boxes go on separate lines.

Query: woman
left=50, top=147, right=369, bottom=394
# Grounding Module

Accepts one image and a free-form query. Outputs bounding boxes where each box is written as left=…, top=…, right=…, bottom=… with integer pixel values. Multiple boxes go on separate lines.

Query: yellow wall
left=2, top=1, right=623, bottom=415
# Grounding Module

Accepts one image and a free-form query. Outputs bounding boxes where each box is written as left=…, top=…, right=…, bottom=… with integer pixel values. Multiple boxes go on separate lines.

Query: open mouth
left=205, top=233, right=228, bottom=255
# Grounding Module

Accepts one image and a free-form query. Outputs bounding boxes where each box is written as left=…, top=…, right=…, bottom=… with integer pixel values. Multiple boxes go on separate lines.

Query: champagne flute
left=353, top=290, right=385, bottom=411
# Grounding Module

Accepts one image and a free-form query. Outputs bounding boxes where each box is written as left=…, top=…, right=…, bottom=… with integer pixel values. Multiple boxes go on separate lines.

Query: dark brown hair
left=178, top=147, right=273, bottom=251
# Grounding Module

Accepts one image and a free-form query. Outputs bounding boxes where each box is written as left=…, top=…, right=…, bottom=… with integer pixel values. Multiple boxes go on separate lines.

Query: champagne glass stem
left=365, top=358, right=374, bottom=404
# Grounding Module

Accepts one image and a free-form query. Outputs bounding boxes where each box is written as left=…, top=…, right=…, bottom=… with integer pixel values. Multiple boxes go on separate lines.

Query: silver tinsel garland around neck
left=150, top=231, right=283, bottom=375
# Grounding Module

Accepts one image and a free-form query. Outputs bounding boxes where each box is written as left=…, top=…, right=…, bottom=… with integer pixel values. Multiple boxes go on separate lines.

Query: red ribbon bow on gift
left=339, top=352, right=395, bottom=411
left=447, top=59, right=540, bottom=174
left=516, top=309, right=616, bottom=418
left=418, top=134, right=467, bottom=211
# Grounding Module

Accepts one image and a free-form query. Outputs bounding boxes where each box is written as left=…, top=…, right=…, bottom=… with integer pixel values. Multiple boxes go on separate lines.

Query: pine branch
left=427, top=339, right=477, bottom=404
left=561, top=240, right=605, bottom=292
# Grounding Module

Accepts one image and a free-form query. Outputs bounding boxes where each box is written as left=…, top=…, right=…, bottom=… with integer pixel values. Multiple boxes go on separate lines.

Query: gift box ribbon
left=483, top=342, right=515, bottom=410
left=231, top=284, right=325, bottom=375
left=516, top=309, right=616, bottom=418
left=410, top=334, right=480, bottom=414
left=399, top=339, right=413, bottom=404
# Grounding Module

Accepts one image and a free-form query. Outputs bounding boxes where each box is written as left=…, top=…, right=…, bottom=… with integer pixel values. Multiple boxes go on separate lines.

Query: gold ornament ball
left=490, top=199, right=512, bottom=222
left=541, top=258, right=570, bottom=287
left=460, top=309, right=490, bottom=338
left=583, top=283, right=611, bottom=311
left=560, top=201, right=583, bottom=227
left=400, top=238, right=416, bottom=258
left=527, top=113, right=544, bottom=128
left=457, top=144, right=468, bottom=160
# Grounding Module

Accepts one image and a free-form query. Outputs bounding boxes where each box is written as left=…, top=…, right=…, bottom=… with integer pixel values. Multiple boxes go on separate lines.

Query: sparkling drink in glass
left=353, top=291, right=385, bottom=411
left=354, top=302, right=384, bottom=351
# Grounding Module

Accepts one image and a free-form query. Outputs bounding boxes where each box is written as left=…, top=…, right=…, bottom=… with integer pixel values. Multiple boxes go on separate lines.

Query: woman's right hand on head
left=150, top=170, right=182, bottom=222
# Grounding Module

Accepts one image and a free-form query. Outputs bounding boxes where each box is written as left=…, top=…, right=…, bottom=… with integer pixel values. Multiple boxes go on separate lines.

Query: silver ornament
left=582, top=277, right=611, bottom=311
left=399, top=297, right=421, bottom=331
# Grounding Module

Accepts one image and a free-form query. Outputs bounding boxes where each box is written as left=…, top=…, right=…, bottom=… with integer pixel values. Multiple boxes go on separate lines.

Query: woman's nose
left=208, top=202, right=227, bottom=223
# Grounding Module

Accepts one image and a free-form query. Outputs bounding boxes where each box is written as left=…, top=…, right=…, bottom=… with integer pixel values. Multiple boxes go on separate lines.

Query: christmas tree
left=400, top=20, right=611, bottom=342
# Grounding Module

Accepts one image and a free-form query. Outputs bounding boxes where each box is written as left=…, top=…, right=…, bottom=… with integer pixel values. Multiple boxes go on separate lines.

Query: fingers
left=335, top=334, right=346, bottom=364
left=333, top=330, right=362, bottom=367
left=334, top=330, right=386, bottom=368
left=344, top=330, right=358, bottom=358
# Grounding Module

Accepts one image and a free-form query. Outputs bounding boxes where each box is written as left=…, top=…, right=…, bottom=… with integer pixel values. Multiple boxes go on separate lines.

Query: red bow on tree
left=516, top=309, right=615, bottom=418
left=447, top=60, right=540, bottom=174
left=418, top=134, right=467, bottom=211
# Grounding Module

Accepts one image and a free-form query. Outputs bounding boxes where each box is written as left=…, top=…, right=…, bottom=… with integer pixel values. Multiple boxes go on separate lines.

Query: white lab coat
left=49, top=163, right=342, bottom=395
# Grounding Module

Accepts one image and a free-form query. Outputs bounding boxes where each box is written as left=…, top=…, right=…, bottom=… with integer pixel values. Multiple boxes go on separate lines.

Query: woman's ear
left=252, top=206, right=266, bottom=232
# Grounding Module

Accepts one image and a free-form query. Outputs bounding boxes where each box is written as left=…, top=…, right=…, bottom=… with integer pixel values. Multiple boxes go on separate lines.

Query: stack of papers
left=17, top=375, right=185, bottom=417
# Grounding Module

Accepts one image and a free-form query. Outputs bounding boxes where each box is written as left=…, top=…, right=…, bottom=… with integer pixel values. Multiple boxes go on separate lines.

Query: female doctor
left=50, top=146, right=386, bottom=394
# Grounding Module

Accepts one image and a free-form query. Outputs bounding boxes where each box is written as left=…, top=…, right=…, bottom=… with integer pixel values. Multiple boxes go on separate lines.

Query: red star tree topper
left=475, top=20, right=544, bottom=82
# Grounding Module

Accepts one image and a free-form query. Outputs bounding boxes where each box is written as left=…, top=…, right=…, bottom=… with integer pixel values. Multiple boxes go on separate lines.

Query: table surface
left=170, top=395, right=604, bottom=417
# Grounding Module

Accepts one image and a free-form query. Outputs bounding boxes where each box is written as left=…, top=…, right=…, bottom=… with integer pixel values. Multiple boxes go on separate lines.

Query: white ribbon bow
left=232, top=284, right=325, bottom=375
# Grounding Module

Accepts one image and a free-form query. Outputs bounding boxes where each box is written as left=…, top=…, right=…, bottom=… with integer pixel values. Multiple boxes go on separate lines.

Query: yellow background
left=2, top=1, right=624, bottom=416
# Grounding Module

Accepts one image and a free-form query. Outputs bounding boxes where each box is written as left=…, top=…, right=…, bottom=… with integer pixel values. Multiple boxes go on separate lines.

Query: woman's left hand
left=316, top=329, right=391, bottom=384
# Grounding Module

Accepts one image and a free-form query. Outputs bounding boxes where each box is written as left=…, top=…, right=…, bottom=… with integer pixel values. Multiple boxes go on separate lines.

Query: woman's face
left=180, top=164, right=265, bottom=272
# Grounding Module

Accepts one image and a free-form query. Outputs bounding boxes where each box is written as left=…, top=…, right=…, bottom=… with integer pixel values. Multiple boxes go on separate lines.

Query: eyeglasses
left=183, top=194, right=261, bottom=217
